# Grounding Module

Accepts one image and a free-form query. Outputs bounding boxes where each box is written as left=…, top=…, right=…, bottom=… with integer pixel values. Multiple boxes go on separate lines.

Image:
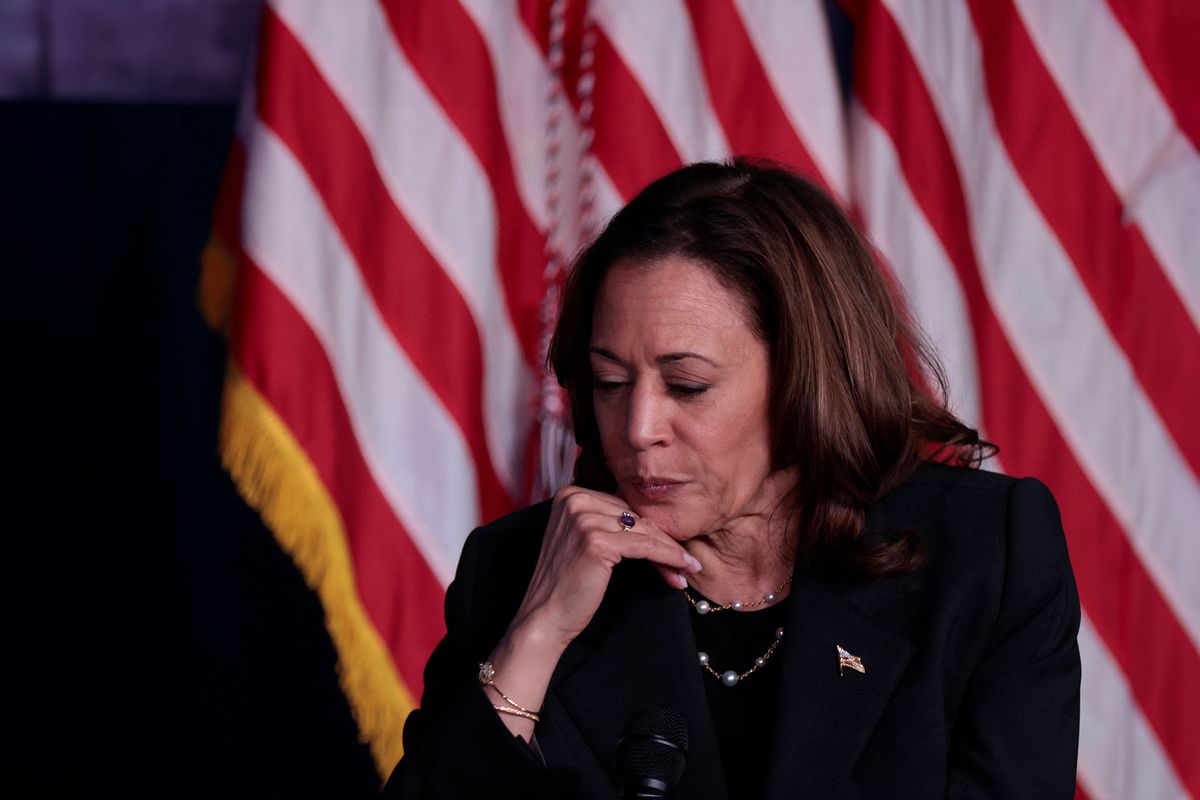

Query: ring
left=618, top=511, right=636, bottom=532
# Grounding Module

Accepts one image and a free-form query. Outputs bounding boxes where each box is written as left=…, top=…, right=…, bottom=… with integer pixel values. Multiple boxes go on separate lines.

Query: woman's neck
left=682, top=470, right=797, bottom=607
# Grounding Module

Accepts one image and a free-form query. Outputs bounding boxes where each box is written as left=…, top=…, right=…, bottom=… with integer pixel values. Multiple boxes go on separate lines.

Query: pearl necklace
left=685, top=580, right=790, bottom=687
left=698, top=627, right=785, bottom=687
left=683, top=577, right=792, bottom=615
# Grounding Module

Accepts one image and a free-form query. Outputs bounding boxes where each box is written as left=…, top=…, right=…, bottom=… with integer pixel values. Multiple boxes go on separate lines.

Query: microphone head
left=618, top=705, right=689, bottom=797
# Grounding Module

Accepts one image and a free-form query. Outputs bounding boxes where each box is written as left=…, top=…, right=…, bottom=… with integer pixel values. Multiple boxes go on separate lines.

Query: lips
left=627, top=476, right=687, bottom=502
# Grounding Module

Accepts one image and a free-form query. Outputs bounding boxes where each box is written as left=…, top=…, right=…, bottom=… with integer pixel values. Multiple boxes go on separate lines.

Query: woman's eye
left=592, top=380, right=708, bottom=396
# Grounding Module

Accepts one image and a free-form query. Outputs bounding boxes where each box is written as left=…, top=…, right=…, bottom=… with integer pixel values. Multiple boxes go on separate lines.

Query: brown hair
left=549, top=159, right=994, bottom=579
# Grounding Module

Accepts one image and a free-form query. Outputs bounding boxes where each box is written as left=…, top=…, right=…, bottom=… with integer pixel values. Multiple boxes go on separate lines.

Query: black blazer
left=383, top=463, right=1081, bottom=799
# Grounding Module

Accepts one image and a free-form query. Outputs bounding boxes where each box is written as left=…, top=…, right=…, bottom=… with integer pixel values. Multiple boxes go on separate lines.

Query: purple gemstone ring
left=618, top=511, right=636, bottom=532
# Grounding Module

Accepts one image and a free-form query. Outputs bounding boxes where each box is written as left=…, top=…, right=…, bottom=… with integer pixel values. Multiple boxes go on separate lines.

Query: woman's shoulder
left=883, top=462, right=1060, bottom=525
left=453, top=499, right=554, bottom=586
left=898, top=459, right=1022, bottom=493
left=473, top=499, right=555, bottom=546
left=877, top=461, right=1068, bottom=579
left=867, top=463, right=1077, bottom=684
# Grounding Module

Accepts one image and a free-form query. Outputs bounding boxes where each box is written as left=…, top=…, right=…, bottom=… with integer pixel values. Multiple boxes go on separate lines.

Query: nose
left=624, top=381, right=671, bottom=450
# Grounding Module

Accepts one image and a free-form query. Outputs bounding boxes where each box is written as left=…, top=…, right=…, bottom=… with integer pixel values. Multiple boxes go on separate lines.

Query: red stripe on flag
left=855, top=3, right=1200, bottom=788
left=516, top=1, right=683, bottom=200
left=1103, top=0, right=1200, bottom=151
left=380, top=0, right=547, bottom=367
left=682, top=0, right=830, bottom=189
left=968, top=0, right=1200, bottom=478
left=587, top=30, right=685, bottom=199
left=257, top=9, right=513, bottom=522
left=232, top=259, right=447, bottom=694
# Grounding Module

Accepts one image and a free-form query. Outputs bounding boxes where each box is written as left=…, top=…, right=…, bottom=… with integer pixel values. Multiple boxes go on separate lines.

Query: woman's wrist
left=481, top=618, right=566, bottom=740
left=489, top=620, right=563, bottom=695
left=506, top=610, right=574, bottom=657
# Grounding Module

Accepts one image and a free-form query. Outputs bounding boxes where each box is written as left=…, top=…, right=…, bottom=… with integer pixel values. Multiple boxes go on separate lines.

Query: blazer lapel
left=541, top=564, right=728, bottom=799
left=763, top=571, right=919, bottom=799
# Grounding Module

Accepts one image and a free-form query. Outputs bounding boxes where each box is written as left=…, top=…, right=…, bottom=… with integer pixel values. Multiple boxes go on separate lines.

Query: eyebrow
left=589, top=346, right=720, bottom=367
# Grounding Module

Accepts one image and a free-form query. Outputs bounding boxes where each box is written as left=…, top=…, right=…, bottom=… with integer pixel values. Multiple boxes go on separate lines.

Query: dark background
left=4, top=99, right=380, bottom=800
left=2, top=2, right=381, bottom=792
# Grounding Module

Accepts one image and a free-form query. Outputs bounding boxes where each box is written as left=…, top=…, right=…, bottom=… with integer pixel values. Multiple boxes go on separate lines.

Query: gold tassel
left=197, top=236, right=240, bottom=334
left=218, top=363, right=417, bottom=780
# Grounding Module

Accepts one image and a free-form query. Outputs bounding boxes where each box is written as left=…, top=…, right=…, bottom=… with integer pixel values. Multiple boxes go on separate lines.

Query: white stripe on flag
left=270, top=0, right=532, bottom=494
left=884, top=0, right=1200, bottom=648
left=1013, top=0, right=1200, bottom=328
left=242, top=120, right=472, bottom=585
left=1078, top=614, right=1188, bottom=799
left=452, top=0, right=550, bottom=233
left=593, top=0, right=730, bottom=164
left=733, top=0, right=849, bottom=199
left=459, top=0, right=627, bottom=256
left=849, top=99, right=982, bottom=429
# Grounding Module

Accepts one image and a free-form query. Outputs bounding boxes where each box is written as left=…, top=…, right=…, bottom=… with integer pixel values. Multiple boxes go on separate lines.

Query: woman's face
left=590, top=256, right=777, bottom=540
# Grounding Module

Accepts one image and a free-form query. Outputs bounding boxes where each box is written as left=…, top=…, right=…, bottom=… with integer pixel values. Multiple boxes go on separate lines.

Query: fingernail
left=675, top=572, right=689, bottom=589
left=685, top=555, right=702, bottom=572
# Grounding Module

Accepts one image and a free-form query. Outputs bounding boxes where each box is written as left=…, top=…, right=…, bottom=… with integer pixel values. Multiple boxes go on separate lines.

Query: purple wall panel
left=0, top=0, right=261, bottom=102
left=0, top=1, right=44, bottom=97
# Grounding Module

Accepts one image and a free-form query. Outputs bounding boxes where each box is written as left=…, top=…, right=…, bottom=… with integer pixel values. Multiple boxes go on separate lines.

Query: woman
left=383, top=160, right=1080, bottom=799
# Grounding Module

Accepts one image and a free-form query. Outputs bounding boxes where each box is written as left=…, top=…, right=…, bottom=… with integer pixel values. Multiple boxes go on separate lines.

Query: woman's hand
left=512, top=485, right=703, bottom=647
left=483, top=485, right=701, bottom=741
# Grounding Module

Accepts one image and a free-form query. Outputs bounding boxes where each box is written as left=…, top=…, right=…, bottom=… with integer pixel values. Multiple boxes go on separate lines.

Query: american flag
left=203, top=0, right=1199, bottom=795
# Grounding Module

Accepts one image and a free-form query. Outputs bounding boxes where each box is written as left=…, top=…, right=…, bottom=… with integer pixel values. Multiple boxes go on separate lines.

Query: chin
left=635, top=506, right=705, bottom=542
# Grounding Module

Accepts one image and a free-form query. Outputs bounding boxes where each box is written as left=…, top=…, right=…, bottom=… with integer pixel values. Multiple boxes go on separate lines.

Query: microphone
left=617, top=705, right=689, bottom=798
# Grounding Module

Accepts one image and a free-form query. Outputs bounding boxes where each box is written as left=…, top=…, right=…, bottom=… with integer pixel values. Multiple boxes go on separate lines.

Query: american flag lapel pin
left=837, top=644, right=866, bottom=676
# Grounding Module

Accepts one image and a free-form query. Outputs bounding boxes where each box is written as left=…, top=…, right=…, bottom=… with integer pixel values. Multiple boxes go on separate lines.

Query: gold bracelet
left=492, top=704, right=540, bottom=723
left=478, top=662, right=541, bottom=717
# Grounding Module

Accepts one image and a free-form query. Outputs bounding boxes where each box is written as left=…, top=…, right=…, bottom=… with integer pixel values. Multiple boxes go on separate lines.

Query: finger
left=653, top=563, right=689, bottom=590
left=564, top=511, right=645, bottom=540
left=602, top=513, right=702, bottom=573
left=565, top=517, right=699, bottom=575
left=554, top=498, right=701, bottom=574
left=553, top=484, right=629, bottom=512
left=553, top=489, right=690, bottom=557
left=565, top=509, right=702, bottom=574
left=600, top=528, right=703, bottom=574
left=552, top=487, right=636, bottom=530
